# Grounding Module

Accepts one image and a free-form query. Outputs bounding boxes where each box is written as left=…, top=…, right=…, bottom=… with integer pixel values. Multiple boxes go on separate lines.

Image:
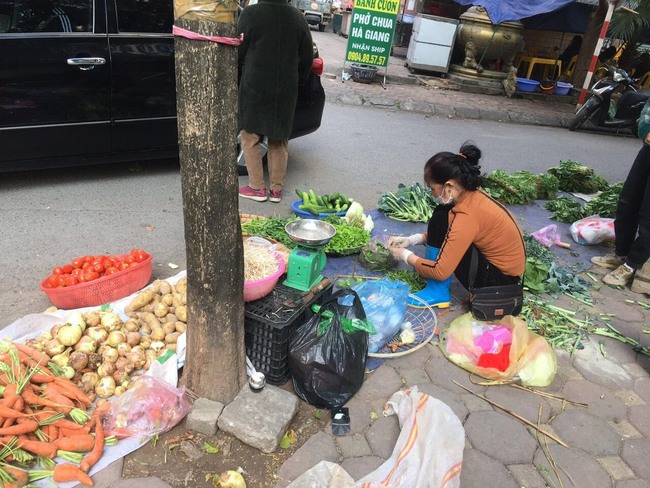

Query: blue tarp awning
left=453, top=0, right=576, bottom=25
left=523, top=2, right=596, bottom=33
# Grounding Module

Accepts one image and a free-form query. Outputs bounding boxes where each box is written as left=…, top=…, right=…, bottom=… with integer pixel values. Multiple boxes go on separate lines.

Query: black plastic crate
left=245, top=280, right=332, bottom=385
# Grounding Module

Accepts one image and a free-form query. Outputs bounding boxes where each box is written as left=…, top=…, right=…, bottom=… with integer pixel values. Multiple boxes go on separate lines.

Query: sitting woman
left=387, top=142, right=526, bottom=308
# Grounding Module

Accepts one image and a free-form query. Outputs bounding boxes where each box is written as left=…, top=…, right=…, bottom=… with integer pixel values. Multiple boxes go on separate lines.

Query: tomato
left=71, top=258, right=84, bottom=269
left=56, top=275, right=67, bottom=287
left=52, top=266, right=64, bottom=275
left=134, top=250, right=148, bottom=263
left=62, top=264, right=74, bottom=274
left=119, top=262, right=131, bottom=270
left=124, top=255, right=135, bottom=264
left=43, top=282, right=52, bottom=289
left=104, top=266, right=119, bottom=276
left=64, top=275, right=78, bottom=287
left=71, top=268, right=83, bottom=279
left=106, top=256, right=121, bottom=267
left=91, top=261, right=104, bottom=273
left=84, top=270, right=100, bottom=282
left=83, top=255, right=94, bottom=263
left=47, top=274, right=59, bottom=287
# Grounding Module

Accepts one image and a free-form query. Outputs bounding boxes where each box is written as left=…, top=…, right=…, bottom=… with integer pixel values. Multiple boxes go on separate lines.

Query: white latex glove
left=387, top=233, right=424, bottom=248
left=389, top=248, right=414, bottom=265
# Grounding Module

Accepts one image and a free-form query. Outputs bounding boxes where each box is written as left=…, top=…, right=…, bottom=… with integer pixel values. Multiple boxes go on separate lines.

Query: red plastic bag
left=570, top=215, right=615, bottom=245
left=103, top=375, right=191, bottom=438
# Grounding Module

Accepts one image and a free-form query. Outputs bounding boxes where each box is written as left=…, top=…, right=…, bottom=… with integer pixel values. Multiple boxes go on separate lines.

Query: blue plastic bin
left=554, top=81, right=573, bottom=96
left=516, top=78, right=540, bottom=93
left=291, top=200, right=346, bottom=220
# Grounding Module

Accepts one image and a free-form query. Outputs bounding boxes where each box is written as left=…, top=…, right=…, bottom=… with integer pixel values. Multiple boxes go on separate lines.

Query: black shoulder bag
left=467, top=202, right=525, bottom=321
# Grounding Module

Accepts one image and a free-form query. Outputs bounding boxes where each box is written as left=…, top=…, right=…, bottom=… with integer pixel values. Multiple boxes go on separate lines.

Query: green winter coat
left=237, top=0, right=314, bottom=141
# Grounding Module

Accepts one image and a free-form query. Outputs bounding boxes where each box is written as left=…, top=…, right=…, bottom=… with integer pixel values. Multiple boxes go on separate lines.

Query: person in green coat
left=237, top=0, right=314, bottom=203
left=591, top=99, right=650, bottom=286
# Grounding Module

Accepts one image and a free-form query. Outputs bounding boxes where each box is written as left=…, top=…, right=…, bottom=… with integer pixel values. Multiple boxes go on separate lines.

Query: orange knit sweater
left=413, top=190, right=526, bottom=281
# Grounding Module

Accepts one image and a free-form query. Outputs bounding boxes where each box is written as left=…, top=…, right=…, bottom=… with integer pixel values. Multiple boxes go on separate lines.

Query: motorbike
left=569, top=64, right=650, bottom=133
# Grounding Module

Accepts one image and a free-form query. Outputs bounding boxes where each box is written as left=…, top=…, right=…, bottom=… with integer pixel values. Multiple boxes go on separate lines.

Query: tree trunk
left=570, top=0, right=609, bottom=88
left=175, top=17, right=246, bottom=403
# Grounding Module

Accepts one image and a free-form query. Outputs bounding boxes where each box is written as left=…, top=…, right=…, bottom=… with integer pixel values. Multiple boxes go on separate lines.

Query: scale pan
left=285, top=219, right=336, bottom=246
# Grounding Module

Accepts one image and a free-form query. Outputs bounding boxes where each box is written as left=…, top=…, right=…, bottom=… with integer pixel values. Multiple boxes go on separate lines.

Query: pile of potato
left=27, top=277, right=187, bottom=402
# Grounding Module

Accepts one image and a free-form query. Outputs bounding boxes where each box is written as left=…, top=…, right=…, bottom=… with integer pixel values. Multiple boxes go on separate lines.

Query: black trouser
left=615, top=145, right=650, bottom=269
left=426, top=204, right=519, bottom=289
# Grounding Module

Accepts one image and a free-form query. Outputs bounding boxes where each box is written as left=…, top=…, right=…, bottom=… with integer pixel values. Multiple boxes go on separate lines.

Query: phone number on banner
left=347, top=52, right=386, bottom=65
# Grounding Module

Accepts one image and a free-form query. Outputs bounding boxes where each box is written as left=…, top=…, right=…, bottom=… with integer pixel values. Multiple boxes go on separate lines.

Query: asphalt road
left=1, top=103, right=641, bottom=327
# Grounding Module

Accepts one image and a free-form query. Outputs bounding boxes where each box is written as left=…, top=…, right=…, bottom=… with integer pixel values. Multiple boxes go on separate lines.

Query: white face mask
left=434, top=187, right=453, bottom=205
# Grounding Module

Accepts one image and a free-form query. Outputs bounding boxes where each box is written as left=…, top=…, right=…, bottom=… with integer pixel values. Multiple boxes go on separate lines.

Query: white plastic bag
left=570, top=215, right=615, bottom=245
left=356, top=386, right=465, bottom=488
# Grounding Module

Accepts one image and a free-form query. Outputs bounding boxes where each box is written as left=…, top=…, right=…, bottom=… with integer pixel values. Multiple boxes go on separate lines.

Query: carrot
left=29, top=373, right=55, bottom=384
left=12, top=342, right=51, bottom=367
left=0, top=404, right=32, bottom=419
left=0, top=384, right=18, bottom=405
left=2, top=464, right=29, bottom=488
left=59, top=425, right=91, bottom=437
left=0, top=420, right=38, bottom=436
left=54, top=434, right=95, bottom=453
left=13, top=438, right=58, bottom=458
left=42, top=383, right=75, bottom=413
left=80, top=414, right=104, bottom=473
left=21, top=389, right=68, bottom=414
left=53, top=463, right=94, bottom=486
left=51, top=418, right=90, bottom=431
left=53, top=377, right=93, bottom=407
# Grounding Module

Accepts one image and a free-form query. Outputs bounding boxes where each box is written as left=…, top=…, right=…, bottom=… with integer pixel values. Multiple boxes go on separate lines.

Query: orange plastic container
left=40, top=254, right=153, bottom=309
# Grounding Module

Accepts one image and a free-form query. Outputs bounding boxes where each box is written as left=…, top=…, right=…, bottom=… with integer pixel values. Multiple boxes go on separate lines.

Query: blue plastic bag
left=341, top=279, right=410, bottom=353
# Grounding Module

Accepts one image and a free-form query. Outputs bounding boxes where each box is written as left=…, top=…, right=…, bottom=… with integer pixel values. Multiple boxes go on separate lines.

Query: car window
left=115, top=0, right=172, bottom=33
left=0, top=0, right=92, bottom=33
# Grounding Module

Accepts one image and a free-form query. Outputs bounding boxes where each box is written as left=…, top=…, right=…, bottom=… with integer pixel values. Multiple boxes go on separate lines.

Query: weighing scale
left=284, top=219, right=336, bottom=292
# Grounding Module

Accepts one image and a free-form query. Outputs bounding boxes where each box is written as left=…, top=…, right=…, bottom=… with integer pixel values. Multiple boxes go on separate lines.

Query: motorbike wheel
left=569, top=98, right=599, bottom=132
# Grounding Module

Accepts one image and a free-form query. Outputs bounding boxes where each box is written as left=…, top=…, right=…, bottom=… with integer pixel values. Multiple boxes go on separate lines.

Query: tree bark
left=175, top=18, right=246, bottom=403
left=570, top=0, right=609, bottom=88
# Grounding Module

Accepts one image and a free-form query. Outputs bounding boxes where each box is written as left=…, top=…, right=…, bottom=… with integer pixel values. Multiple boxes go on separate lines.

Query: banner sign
left=345, top=0, right=399, bottom=68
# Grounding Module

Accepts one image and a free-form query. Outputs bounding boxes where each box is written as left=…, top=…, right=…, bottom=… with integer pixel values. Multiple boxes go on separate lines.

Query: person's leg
left=455, top=245, right=519, bottom=290
left=425, top=204, right=452, bottom=247
left=239, top=129, right=267, bottom=201
left=267, top=138, right=288, bottom=202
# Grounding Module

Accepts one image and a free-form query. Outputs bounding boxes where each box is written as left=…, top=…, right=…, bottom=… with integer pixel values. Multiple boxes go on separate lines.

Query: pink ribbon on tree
left=172, top=25, right=243, bottom=46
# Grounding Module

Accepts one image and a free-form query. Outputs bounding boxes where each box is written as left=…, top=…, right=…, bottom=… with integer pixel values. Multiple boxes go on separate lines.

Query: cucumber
left=308, top=189, right=318, bottom=206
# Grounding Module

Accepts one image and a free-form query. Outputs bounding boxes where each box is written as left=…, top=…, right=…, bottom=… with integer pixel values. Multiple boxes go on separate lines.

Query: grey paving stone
left=385, top=343, right=433, bottom=370
left=339, top=395, right=373, bottom=435
left=424, top=355, right=486, bottom=395
left=461, top=392, right=494, bottom=413
left=109, top=477, right=172, bottom=488
left=534, top=444, right=613, bottom=488
left=355, top=364, right=403, bottom=404
left=507, top=463, right=548, bottom=488
left=454, top=106, right=480, bottom=119
left=597, top=296, right=645, bottom=323
left=417, top=382, right=468, bottom=423
left=464, top=411, right=537, bottom=464
left=615, top=389, right=647, bottom=407
left=365, top=413, right=400, bottom=460
left=608, top=418, right=644, bottom=440
left=339, top=456, right=384, bottom=481
left=636, top=377, right=650, bottom=404
left=335, top=433, right=372, bottom=458
left=478, top=109, right=510, bottom=122
left=621, top=438, right=650, bottom=480
left=185, top=397, right=224, bottom=435
left=87, top=459, right=122, bottom=488
left=573, top=341, right=634, bottom=390
left=562, top=380, right=628, bottom=420
left=623, top=361, right=650, bottom=380
left=276, top=431, right=340, bottom=481
left=459, top=448, right=517, bottom=488
left=217, top=384, right=298, bottom=453
left=397, top=100, right=434, bottom=114
left=483, top=385, right=552, bottom=423
left=615, top=480, right=650, bottom=488
left=551, top=409, right=622, bottom=456
left=336, top=93, right=364, bottom=106
left=432, top=104, right=456, bottom=117
left=399, top=368, right=432, bottom=388
left=554, top=349, right=585, bottom=381
left=597, top=456, right=636, bottom=481
left=600, top=335, right=644, bottom=365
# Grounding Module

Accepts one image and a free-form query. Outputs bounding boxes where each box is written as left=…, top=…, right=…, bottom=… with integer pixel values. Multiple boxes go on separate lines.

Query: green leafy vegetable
left=583, top=182, right=623, bottom=218
left=322, top=216, right=370, bottom=255
left=482, top=170, right=559, bottom=205
left=359, top=241, right=397, bottom=272
left=524, top=234, right=556, bottom=266
left=378, top=183, right=437, bottom=222
left=384, top=269, right=426, bottom=293
left=241, top=216, right=297, bottom=248
left=544, top=197, right=585, bottom=223
left=524, top=257, right=549, bottom=295
left=547, top=160, right=610, bottom=194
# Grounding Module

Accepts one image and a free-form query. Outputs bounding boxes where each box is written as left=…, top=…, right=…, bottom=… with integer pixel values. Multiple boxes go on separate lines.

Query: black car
left=0, top=0, right=325, bottom=173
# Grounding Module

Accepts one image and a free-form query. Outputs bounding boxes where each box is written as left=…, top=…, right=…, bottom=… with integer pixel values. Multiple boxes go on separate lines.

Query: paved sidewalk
left=311, top=29, right=578, bottom=129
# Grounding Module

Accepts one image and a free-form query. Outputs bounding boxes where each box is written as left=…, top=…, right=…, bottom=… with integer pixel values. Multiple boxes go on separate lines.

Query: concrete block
left=552, top=409, right=622, bottom=456
left=460, top=449, right=517, bottom=488
left=276, top=432, right=340, bottom=481
left=340, top=456, right=384, bottom=481
left=621, top=438, right=650, bottom=479
left=185, top=397, right=224, bottom=436
left=534, top=444, right=612, bottom=487
left=217, top=384, right=298, bottom=454
left=465, top=411, right=536, bottom=464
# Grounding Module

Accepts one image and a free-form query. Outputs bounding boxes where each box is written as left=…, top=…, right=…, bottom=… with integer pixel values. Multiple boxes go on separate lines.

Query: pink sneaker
left=239, top=186, right=267, bottom=202
left=269, top=189, right=282, bottom=203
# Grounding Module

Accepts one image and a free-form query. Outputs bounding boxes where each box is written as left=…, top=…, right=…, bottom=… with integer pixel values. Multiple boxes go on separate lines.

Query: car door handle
left=67, top=57, right=106, bottom=71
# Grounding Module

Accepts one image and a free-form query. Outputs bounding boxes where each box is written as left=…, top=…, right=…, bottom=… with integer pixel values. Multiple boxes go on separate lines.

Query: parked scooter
left=569, top=65, right=650, bottom=133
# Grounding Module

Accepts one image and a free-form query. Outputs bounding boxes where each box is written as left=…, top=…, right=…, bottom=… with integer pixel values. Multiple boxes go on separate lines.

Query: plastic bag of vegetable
left=288, top=289, right=369, bottom=408
left=103, top=375, right=191, bottom=438
left=359, top=240, right=398, bottom=272
left=341, top=279, right=410, bottom=353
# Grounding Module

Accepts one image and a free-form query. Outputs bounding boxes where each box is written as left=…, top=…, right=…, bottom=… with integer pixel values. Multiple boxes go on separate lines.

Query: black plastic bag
left=288, top=289, right=369, bottom=408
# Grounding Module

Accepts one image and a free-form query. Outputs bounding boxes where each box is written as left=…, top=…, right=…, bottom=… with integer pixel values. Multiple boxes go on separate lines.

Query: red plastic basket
left=39, top=254, right=153, bottom=309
